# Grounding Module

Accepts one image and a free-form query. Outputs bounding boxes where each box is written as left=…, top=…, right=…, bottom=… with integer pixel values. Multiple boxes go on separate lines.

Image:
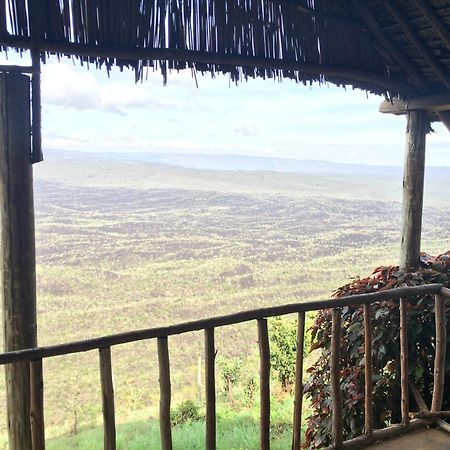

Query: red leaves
left=304, top=251, right=450, bottom=449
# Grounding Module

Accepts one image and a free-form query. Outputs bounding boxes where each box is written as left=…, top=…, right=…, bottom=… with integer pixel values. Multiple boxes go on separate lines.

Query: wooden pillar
left=0, top=72, right=37, bottom=450
left=400, top=110, right=428, bottom=272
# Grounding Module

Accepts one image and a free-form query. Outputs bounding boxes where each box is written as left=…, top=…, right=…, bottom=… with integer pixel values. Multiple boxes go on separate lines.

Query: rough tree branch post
left=0, top=72, right=40, bottom=450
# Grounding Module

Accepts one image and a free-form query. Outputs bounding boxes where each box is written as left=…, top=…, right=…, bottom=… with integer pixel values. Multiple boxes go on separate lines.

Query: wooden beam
left=363, top=304, right=373, bottom=436
left=0, top=35, right=416, bottom=94
left=0, top=72, right=36, bottom=450
left=409, top=381, right=429, bottom=412
left=399, top=298, right=410, bottom=426
left=400, top=110, right=428, bottom=272
left=380, top=93, right=450, bottom=114
left=30, top=359, right=45, bottom=450
left=204, top=328, right=216, bottom=450
left=157, top=337, right=172, bottom=450
left=414, top=410, right=450, bottom=419
left=357, top=1, right=450, bottom=137
left=99, top=347, right=116, bottom=450
left=437, top=420, right=450, bottom=433
left=323, top=419, right=429, bottom=450
left=258, top=319, right=270, bottom=450
left=273, top=0, right=366, bottom=32
left=413, top=0, right=450, bottom=53
left=0, top=64, right=36, bottom=73
left=0, top=284, right=442, bottom=366
left=292, top=312, right=305, bottom=450
left=351, top=1, right=425, bottom=91
left=28, top=0, right=43, bottom=163
left=384, top=2, right=450, bottom=89
left=331, top=309, right=343, bottom=448
left=431, top=293, right=446, bottom=412
left=436, top=111, right=450, bottom=133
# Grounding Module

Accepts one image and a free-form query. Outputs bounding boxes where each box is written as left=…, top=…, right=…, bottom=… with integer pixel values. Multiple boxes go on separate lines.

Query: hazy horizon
left=43, top=147, right=450, bottom=169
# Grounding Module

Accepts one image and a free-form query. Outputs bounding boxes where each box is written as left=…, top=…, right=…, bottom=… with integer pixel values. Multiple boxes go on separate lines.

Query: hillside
left=1, top=150, right=449, bottom=441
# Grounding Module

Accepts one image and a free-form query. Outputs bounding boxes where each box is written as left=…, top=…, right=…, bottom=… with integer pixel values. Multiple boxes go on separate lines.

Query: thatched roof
left=1, top=0, right=450, bottom=97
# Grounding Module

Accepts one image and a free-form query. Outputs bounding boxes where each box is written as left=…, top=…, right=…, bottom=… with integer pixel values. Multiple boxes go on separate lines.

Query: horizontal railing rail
left=0, top=283, right=448, bottom=450
left=0, top=284, right=443, bottom=365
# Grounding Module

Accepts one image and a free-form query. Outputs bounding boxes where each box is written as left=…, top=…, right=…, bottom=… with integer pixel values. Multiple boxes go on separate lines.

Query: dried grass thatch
left=1, top=0, right=450, bottom=96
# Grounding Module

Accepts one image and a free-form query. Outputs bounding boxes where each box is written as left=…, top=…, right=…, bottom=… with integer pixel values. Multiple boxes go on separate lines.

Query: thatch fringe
left=0, top=0, right=449, bottom=95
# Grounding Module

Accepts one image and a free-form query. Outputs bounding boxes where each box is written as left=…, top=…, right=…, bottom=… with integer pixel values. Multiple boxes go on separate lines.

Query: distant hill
left=43, top=148, right=450, bottom=176
left=34, top=148, right=450, bottom=209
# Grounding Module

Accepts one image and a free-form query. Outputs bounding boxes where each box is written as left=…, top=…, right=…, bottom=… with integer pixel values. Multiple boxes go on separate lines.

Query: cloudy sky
left=3, top=53, right=450, bottom=166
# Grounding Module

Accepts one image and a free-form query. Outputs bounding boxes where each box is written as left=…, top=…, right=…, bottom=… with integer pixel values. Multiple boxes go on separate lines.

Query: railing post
left=158, top=337, right=172, bottom=450
left=30, top=359, right=45, bottom=450
left=331, top=308, right=343, bottom=448
left=292, top=312, right=305, bottom=450
left=205, top=328, right=216, bottom=450
left=399, top=298, right=410, bottom=426
left=99, top=347, right=116, bottom=450
left=258, top=319, right=270, bottom=450
left=363, top=304, right=373, bottom=436
left=431, top=293, right=446, bottom=412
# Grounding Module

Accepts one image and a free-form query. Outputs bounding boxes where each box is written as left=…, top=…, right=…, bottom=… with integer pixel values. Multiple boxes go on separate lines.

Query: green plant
left=244, top=376, right=257, bottom=406
left=217, top=356, right=243, bottom=397
left=304, top=263, right=450, bottom=449
left=269, top=317, right=298, bottom=392
left=170, top=400, right=202, bottom=426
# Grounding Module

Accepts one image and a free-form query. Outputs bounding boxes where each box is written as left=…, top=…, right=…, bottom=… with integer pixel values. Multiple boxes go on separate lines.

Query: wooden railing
left=0, top=284, right=449, bottom=450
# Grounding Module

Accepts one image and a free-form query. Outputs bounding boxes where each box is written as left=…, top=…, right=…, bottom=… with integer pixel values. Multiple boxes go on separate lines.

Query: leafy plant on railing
left=304, top=252, right=450, bottom=449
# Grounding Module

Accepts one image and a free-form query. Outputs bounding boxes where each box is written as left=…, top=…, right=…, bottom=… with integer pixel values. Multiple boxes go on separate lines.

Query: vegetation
left=217, top=357, right=243, bottom=397
left=0, top=153, right=448, bottom=447
left=305, top=262, right=450, bottom=448
left=269, top=317, right=298, bottom=392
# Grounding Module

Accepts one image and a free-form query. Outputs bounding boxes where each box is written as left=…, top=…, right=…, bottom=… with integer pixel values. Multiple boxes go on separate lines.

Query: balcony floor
left=366, top=427, right=450, bottom=449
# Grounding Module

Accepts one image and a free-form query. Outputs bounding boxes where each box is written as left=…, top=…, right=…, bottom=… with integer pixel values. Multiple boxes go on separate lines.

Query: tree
left=269, top=316, right=298, bottom=392
left=217, top=356, right=242, bottom=398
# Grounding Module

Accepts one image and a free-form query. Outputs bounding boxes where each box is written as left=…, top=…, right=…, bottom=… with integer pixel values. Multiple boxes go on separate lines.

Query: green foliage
left=268, top=315, right=315, bottom=392
left=304, top=266, right=450, bottom=448
left=244, top=376, right=257, bottom=406
left=217, top=356, right=243, bottom=396
left=269, top=317, right=298, bottom=392
left=170, top=400, right=203, bottom=426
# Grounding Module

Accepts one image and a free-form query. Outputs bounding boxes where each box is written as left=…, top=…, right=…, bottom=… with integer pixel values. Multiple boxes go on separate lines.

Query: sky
left=2, top=52, right=450, bottom=166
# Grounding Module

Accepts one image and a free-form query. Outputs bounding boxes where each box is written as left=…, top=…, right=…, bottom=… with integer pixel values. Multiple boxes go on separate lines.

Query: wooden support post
left=363, top=305, right=373, bottom=436
left=292, top=312, right=305, bottom=450
left=205, top=328, right=216, bottom=450
left=30, top=359, right=45, bottom=450
left=431, top=294, right=446, bottom=412
left=400, top=110, right=428, bottom=272
left=258, top=319, right=271, bottom=450
left=99, top=347, right=116, bottom=450
left=399, top=298, right=410, bottom=426
left=0, top=72, right=37, bottom=450
left=157, top=337, right=172, bottom=450
left=331, top=309, right=343, bottom=448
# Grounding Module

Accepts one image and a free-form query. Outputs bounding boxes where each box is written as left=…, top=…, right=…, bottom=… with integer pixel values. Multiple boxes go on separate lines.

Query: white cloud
left=235, top=123, right=257, bottom=137
left=41, top=62, right=193, bottom=113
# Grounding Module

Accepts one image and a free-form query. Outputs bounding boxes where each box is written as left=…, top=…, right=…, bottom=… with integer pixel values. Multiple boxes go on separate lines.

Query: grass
left=47, top=400, right=297, bottom=450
